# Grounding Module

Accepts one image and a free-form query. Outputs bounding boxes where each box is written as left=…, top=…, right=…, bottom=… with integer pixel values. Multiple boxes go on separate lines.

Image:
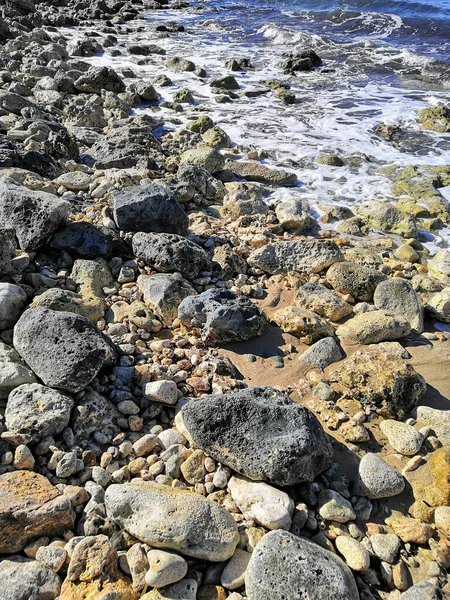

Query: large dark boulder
left=13, top=308, right=114, bottom=393
left=245, top=531, right=359, bottom=600
left=0, top=178, right=69, bottom=251
left=132, top=232, right=210, bottom=280
left=74, top=66, right=125, bottom=94
left=90, top=124, right=161, bottom=169
left=51, top=221, right=127, bottom=259
left=112, top=184, right=188, bottom=235
left=178, top=288, right=265, bottom=345
left=181, top=387, right=333, bottom=485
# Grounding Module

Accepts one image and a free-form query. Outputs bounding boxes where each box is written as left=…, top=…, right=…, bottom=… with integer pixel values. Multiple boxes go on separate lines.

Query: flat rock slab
left=105, top=481, right=239, bottom=562
left=14, top=307, right=113, bottom=393
left=248, top=239, right=343, bottom=275
left=0, top=470, right=74, bottom=553
left=181, top=386, right=332, bottom=486
left=245, top=530, right=359, bottom=600
left=225, top=160, right=297, bottom=186
left=0, top=177, right=69, bottom=251
left=178, top=288, right=266, bottom=345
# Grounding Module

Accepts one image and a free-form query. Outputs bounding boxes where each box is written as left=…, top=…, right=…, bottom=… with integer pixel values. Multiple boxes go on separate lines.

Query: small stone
left=35, top=545, right=67, bottom=572
left=141, top=579, right=197, bottom=600
left=13, top=444, right=35, bottom=470
left=318, top=489, right=356, bottom=523
left=145, top=549, right=188, bottom=588
left=370, top=534, right=401, bottom=563
left=335, top=535, right=370, bottom=572
left=434, top=506, right=450, bottom=537
left=228, top=474, right=294, bottom=530
left=133, top=434, right=158, bottom=457
left=221, top=548, right=251, bottom=590
left=180, top=449, right=207, bottom=484
left=144, top=380, right=178, bottom=405
left=379, top=420, right=424, bottom=456
left=354, top=453, right=405, bottom=499
left=0, top=283, right=27, bottom=330
left=386, top=515, right=434, bottom=544
left=56, top=451, right=78, bottom=478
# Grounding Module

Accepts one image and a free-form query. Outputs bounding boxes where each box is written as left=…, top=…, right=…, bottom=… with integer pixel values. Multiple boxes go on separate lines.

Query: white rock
left=145, top=549, right=188, bottom=588
left=380, top=420, right=424, bottom=456
left=228, top=474, right=294, bottom=530
left=144, top=380, right=178, bottom=405
left=335, top=535, right=370, bottom=572
left=318, top=489, right=356, bottom=523
left=0, top=283, right=27, bottom=330
left=157, top=429, right=186, bottom=449
left=221, top=548, right=251, bottom=590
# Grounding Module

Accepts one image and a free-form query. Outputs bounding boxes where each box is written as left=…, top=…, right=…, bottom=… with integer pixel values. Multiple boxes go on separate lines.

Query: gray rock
left=178, top=289, right=266, bottom=345
left=105, top=481, right=239, bottom=561
left=5, top=383, right=73, bottom=443
left=245, top=530, right=359, bottom=600
left=138, top=273, right=196, bottom=324
left=181, top=387, right=332, bottom=486
left=112, top=184, right=188, bottom=235
left=166, top=57, right=196, bottom=72
left=397, top=581, right=440, bottom=600
left=90, top=124, right=162, bottom=170
left=74, top=66, right=125, bottom=94
left=415, top=406, right=450, bottom=447
left=318, top=489, right=356, bottom=523
left=374, top=278, right=424, bottom=333
left=0, top=91, right=33, bottom=115
left=0, top=342, right=37, bottom=400
left=13, top=308, right=113, bottom=393
left=336, top=310, right=411, bottom=344
left=326, top=261, right=386, bottom=301
left=129, top=80, right=161, bottom=102
left=142, top=579, right=198, bottom=600
left=248, top=239, right=343, bottom=275
left=180, top=147, right=225, bottom=173
left=50, top=221, right=126, bottom=259
left=0, top=178, right=69, bottom=251
left=275, top=198, right=314, bottom=231
left=295, top=282, right=352, bottom=321
left=353, top=453, right=405, bottom=499
left=298, top=337, right=343, bottom=369
left=379, top=420, right=424, bottom=456
left=0, top=559, right=61, bottom=600
left=370, top=533, right=401, bottom=563
left=132, top=232, right=209, bottom=280
left=0, top=283, right=27, bottom=330
left=71, top=389, right=121, bottom=442
left=225, top=160, right=297, bottom=186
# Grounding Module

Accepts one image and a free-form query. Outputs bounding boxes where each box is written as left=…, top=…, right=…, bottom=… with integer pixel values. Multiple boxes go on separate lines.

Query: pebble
left=379, top=420, right=424, bottom=456
left=335, top=535, right=371, bottom=572
left=370, top=533, right=401, bottom=563
left=318, top=489, right=356, bottom=523
left=220, top=548, right=251, bottom=590
left=145, top=549, right=188, bottom=588
left=158, top=429, right=187, bottom=449
left=13, top=444, right=35, bottom=470
left=133, top=434, right=158, bottom=457
left=354, top=453, right=405, bottom=499
left=144, top=380, right=179, bottom=405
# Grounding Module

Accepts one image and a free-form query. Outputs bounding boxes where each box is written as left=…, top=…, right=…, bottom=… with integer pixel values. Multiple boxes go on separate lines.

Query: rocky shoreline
left=0, top=0, right=449, bottom=599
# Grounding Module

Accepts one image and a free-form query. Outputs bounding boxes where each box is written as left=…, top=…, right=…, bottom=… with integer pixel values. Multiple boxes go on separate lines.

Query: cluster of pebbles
left=0, top=0, right=449, bottom=599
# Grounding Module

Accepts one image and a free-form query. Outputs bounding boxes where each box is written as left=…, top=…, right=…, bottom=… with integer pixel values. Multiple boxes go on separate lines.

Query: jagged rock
left=138, top=273, right=196, bottom=324
left=0, top=178, right=69, bottom=251
left=13, top=308, right=113, bottom=393
left=178, top=289, right=265, bottom=345
left=181, top=387, right=332, bottom=485
left=271, top=306, right=334, bottom=344
left=74, top=66, right=125, bottom=94
left=374, top=278, right=424, bottom=333
left=295, top=282, right=352, bottom=321
left=248, top=239, right=343, bottom=275
left=0, top=283, right=27, bottom=330
left=132, top=232, right=210, bottom=280
left=30, top=288, right=105, bottom=325
left=225, top=160, right=297, bottom=185
left=0, top=559, right=62, bottom=600
left=51, top=221, right=126, bottom=259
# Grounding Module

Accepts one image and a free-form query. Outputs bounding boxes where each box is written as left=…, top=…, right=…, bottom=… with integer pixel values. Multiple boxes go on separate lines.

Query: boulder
left=0, top=178, right=69, bottom=251
left=180, top=147, right=225, bottom=173
left=105, top=481, right=239, bottom=561
left=374, top=278, right=424, bottom=333
left=30, top=288, right=104, bottom=325
left=245, top=530, right=359, bottom=600
left=0, top=559, right=61, bottom=600
left=138, top=273, right=196, bottom=324
left=178, top=289, right=266, bottom=345
left=248, top=239, right=343, bottom=275
left=228, top=475, right=294, bottom=530
left=271, top=306, right=334, bottom=344
left=181, top=387, right=332, bottom=485
left=295, top=282, right=352, bottom=321
left=0, top=283, right=27, bottom=330
left=13, top=308, right=113, bottom=393
left=90, top=124, right=162, bottom=170
left=223, top=182, right=269, bottom=218
left=275, top=198, right=314, bottom=231
left=426, top=288, right=450, bottom=323
left=358, top=201, right=418, bottom=238
left=326, top=261, right=386, bottom=301
left=112, top=184, right=188, bottom=235
left=336, top=310, right=411, bottom=344
left=5, top=383, right=74, bottom=443
left=0, top=470, right=74, bottom=553
left=428, top=250, right=450, bottom=284
left=51, top=221, right=126, bottom=259
left=74, top=66, right=125, bottom=94
left=0, top=91, right=33, bottom=115
left=330, top=345, right=426, bottom=418
left=132, top=232, right=210, bottom=280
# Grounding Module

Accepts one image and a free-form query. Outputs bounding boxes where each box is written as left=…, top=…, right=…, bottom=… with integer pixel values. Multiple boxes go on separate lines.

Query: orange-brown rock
left=60, top=577, right=139, bottom=600
left=0, top=470, right=74, bottom=553
left=386, top=516, right=434, bottom=544
left=409, top=448, right=450, bottom=508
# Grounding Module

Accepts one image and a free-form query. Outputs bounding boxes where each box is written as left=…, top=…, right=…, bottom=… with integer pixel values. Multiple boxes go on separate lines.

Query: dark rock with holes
left=51, top=221, right=127, bottom=259
left=112, top=184, right=188, bottom=235
left=0, top=91, right=34, bottom=115
left=178, top=289, right=265, bottom=345
left=13, top=308, right=113, bottom=393
left=245, top=530, right=359, bottom=600
left=181, top=387, right=333, bottom=485
left=132, top=232, right=210, bottom=280
left=90, top=124, right=162, bottom=170
left=0, top=178, right=69, bottom=251
left=280, top=49, right=323, bottom=74
left=20, top=150, right=65, bottom=180
left=5, top=383, right=74, bottom=443
left=74, top=66, right=125, bottom=94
